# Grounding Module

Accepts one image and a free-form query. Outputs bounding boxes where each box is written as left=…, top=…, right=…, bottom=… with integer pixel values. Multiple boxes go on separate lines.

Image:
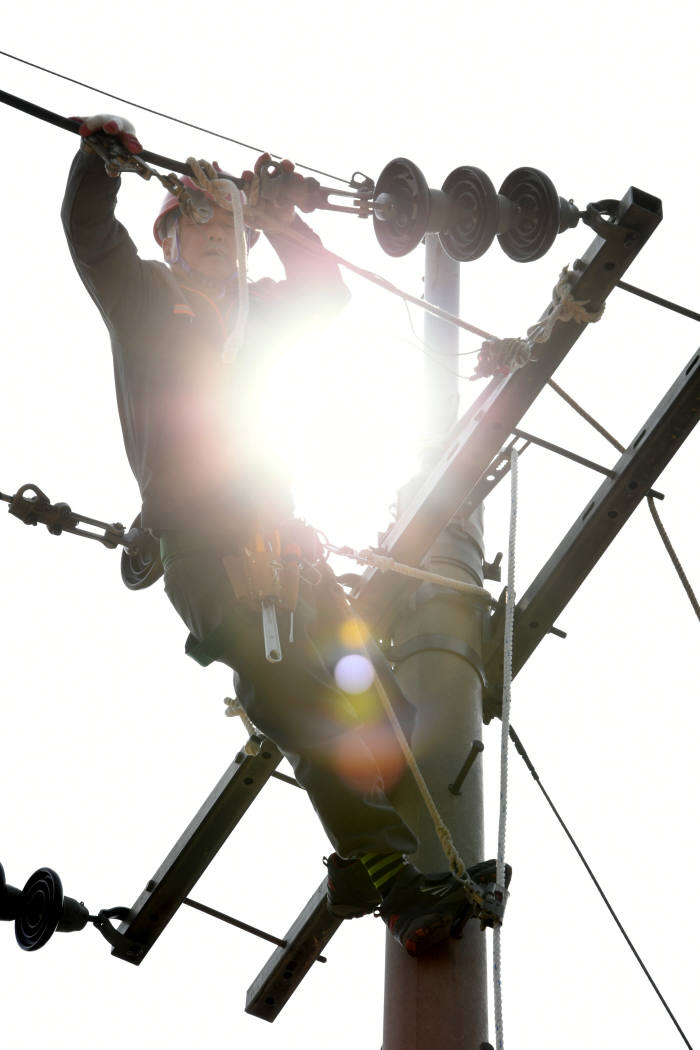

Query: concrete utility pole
left=383, top=235, right=489, bottom=1050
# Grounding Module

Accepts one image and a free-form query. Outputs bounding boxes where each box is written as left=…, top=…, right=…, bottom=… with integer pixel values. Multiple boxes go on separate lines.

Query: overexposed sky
left=1, top=4, right=699, bottom=1049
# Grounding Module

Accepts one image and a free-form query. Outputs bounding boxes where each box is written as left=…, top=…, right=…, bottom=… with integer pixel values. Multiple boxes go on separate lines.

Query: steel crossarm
left=245, top=880, right=343, bottom=1022
left=112, top=738, right=283, bottom=963
left=353, top=187, right=662, bottom=637
left=483, top=347, right=700, bottom=718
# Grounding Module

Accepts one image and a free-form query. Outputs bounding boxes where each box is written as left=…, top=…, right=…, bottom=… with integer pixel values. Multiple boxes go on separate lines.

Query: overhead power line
left=509, top=725, right=694, bottom=1050
left=0, top=48, right=351, bottom=185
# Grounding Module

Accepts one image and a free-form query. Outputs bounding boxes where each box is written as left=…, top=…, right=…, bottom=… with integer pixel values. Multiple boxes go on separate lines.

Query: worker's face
left=167, top=205, right=239, bottom=280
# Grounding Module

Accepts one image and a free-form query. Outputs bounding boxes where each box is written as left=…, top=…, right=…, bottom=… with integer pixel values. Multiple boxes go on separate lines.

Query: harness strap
left=381, top=633, right=486, bottom=687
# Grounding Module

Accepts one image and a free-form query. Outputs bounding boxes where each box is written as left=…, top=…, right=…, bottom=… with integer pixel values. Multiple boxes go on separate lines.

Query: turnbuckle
left=256, top=160, right=374, bottom=218
left=1, top=482, right=136, bottom=548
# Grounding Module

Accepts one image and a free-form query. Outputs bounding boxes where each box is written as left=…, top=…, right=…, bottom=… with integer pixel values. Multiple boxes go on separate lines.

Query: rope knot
left=471, top=267, right=605, bottom=380
left=471, top=338, right=533, bottom=381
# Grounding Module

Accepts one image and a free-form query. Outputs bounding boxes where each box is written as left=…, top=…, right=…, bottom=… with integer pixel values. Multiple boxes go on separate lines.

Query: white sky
left=1, top=4, right=699, bottom=1049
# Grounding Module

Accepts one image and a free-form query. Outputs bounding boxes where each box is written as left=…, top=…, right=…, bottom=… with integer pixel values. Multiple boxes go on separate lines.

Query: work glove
left=240, top=152, right=302, bottom=231
left=72, top=114, right=143, bottom=177
left=74, top=114, right=143, bottom=154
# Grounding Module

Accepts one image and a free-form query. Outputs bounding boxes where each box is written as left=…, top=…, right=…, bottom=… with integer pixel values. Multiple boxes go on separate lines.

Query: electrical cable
left=0, top=81, right=500, bottom=348
left=0, top=48, right=351, bottom=185
left=397, top=300, right=483, bottom=381
left=402, top=300, right=481, bottom=357
left=269, top=220, right=498, bottom=341
left=508, top=725, right=695, bottom=1050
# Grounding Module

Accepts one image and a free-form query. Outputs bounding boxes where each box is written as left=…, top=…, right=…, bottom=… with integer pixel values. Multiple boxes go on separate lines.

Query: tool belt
left=225, top=521, right=323, bottom=662
left=223, top=529, right=300, bottom=613
left=163, top=519, right=324, bottom=666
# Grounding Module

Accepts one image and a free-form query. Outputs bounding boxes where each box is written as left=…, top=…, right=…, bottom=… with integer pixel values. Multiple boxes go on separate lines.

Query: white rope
left=185, top=157, right=249, bottom=365
left=223, top=695, right=261, bottom=755
left=493, top=446, right=518, bottom=1050
left=221, top=179, right=249, bottom=364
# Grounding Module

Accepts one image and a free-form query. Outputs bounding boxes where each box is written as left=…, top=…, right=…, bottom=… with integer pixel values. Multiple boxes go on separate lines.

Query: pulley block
left=439, top=166, right=499, bottom=262
left=497, top=167, right=580, bottom=263
left=121, top=514, right=164, bottom=591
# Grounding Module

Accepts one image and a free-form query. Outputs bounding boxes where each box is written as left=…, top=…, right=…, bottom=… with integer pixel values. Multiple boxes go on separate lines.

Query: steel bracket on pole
left=245, top=880, right=342, bottom=1022
left=483, top=346, right=700, bottom=720
left=353, top=187, right=662, bottom=637
left=111, top=738, right=282, bottom=963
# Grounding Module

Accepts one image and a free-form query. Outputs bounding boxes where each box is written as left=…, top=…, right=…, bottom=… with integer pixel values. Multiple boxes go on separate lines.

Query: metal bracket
left=112, top=739, right=283, bottom=964
left=483, top=552, right=502, bottom=583
left=483, top=346, right=700, bottom=719
left=246, top=880, right=342, bottom=1022
left=448, top=740, right=485, bottom=795
left=92, top=907, right=143, bottom=959
left=353, top=185, right=662, bottom=635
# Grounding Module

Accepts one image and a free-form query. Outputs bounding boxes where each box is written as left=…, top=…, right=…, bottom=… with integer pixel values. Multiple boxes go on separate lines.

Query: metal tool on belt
left=222, top=530, right=303, bottom=662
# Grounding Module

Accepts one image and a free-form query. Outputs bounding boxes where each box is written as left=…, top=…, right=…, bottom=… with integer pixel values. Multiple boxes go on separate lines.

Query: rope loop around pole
left=472, top=266, right=606, bottom=380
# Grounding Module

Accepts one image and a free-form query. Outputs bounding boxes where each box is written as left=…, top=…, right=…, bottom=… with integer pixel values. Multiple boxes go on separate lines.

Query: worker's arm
left=241, top=155, right=350, bottom=331
left=265, top=216, right=350, bottom=309
left=61, top=133, right=148, bottom=330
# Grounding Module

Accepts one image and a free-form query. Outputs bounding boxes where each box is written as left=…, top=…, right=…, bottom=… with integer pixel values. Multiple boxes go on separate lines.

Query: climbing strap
left=326, top=542, right=494, bottom=606
left=472, top=266, right=606, bottom=380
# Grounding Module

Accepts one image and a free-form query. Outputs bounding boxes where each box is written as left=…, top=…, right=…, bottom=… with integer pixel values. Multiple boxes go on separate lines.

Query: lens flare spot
left=339, top=617, right=370, bottom=648
left=334, top=653, right=375, bottom=694
left=330, top=726, right=406, bottom=794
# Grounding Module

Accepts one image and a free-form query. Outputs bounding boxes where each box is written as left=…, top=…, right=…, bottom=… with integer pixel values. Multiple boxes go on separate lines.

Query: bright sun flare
left=259, top=304, right=426, bottom=549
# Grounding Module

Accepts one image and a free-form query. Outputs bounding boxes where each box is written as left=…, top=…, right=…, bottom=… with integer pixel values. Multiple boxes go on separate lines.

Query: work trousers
left=163, top=545, right=419, bottom=859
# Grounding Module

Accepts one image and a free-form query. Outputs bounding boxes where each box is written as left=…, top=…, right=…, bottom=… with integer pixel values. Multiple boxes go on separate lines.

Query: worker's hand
left=240, top=153, right=301, bottom=231
left=74, top=114, right=143, bottom=155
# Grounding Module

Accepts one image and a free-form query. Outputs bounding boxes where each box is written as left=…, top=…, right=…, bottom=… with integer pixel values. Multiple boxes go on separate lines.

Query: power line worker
left=62, top=114, right=490, bottom=955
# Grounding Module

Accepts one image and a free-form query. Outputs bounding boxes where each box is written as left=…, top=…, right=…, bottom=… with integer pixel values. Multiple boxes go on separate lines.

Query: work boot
left=378, top=864, right=474, bottom=955
left=379, top=859, right=513, bottom=956
left=324, top=854, right=381, bottom=918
